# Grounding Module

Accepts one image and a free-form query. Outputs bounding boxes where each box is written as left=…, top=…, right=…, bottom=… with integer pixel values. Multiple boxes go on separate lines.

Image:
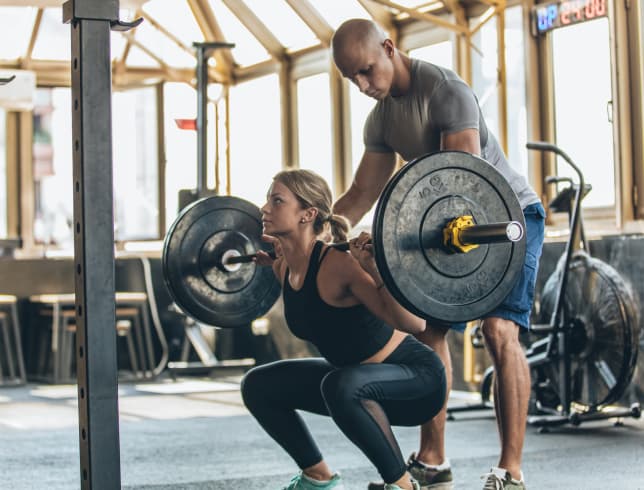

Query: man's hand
left=349, top=232, right=379, bottom=277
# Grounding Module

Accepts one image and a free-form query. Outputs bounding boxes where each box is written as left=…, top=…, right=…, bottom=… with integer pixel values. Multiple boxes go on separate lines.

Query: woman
left=241, top=169, right=446, bottom=490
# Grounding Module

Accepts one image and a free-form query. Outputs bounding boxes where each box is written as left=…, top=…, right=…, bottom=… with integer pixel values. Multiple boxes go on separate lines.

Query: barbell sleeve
left=458, top=221, right=524, bottom=245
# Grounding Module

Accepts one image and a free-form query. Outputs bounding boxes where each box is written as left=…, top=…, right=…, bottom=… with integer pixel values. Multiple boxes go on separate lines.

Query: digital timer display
left=532, top=0, right=607, bottom=35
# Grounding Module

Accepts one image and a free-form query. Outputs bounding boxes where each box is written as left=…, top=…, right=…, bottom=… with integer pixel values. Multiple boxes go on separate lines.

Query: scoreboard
left=532, top=0, right=608, bottom=35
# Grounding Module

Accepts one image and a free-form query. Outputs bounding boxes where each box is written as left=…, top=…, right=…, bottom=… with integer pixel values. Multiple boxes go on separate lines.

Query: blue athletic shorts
left=451, top=202, right=546, bottom=332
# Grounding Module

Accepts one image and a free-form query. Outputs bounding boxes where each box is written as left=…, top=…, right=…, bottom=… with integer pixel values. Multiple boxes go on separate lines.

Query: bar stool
left=0, top=294, right=27, bottom=386
left=30, top=292, right=152, bottom=383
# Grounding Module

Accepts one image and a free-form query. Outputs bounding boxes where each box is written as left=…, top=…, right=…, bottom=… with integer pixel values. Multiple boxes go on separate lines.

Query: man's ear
left=383, top=38, right=395, bottom=58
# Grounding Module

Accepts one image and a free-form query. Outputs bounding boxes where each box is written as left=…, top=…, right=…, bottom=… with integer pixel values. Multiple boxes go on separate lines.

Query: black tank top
left=283, top=241, right=394, bottom=366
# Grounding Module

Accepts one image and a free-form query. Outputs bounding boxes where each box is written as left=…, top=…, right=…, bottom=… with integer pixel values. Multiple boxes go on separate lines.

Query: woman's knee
left=320, top=369, right=362, bottom=408
left=241, top=365, right=271, bottom=408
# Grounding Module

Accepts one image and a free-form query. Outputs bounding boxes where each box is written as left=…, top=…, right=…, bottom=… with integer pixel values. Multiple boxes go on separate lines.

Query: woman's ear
left=303, top=207, right=318, bottom=223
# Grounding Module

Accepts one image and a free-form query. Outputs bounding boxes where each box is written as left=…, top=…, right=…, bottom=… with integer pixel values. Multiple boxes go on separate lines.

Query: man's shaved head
left=332, top=19, right=386, bottom=58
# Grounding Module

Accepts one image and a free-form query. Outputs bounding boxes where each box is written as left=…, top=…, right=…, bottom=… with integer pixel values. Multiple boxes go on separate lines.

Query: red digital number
left=595, top=0, right=606, bottom=16
left=561, top=2, right=571, bottom=24
left=585, top=0, right=595, bottom=18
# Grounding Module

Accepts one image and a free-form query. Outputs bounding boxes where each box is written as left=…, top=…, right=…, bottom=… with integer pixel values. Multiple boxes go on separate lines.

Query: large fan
left=537, top=251, right=640, bottom=410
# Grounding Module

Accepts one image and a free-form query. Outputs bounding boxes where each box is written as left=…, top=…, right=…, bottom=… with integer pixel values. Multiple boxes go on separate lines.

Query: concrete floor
left=1, top=377, right=643, bottom=490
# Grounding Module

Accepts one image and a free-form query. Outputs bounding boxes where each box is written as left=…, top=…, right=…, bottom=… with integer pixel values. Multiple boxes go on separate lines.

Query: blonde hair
left=272, top=169, right=350, bottom=243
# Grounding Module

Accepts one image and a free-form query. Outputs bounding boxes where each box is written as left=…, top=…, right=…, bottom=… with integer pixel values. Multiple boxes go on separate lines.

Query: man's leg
left=415, top=323, right=451, bottom=466
left=480, top=317, right=530, bottom=481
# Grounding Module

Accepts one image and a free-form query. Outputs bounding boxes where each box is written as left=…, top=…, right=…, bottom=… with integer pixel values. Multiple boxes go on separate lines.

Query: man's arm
left=441, top=127, right=481, bottom=156
left=333, top=150, right=397, bottom=227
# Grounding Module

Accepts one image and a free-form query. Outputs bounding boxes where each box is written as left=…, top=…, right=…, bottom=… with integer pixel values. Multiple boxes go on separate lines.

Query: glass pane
left=0, top=7, right=37, bottom=60
left=32, top=8, right=70, bottom=61
left=111, top=31, right=127, bottom=62
left=505, top=6, right=528, bottom=175
left=471, top=15, right=499, bottom=138
left=409, top=41, right=453, bottom=70
left=134, top=21, right=196, bottom=68
left=552, top=18, right=614, bottom=208
left=307, top=0, right=371, bottom=29
left=33, top=88, right=73, bottom=248
left=349, top=83, right=377, bottom=230
left=164, top=83, right=197, bottom=225
left=113, top=87, right=159, bottom=241
left=229, top=74, right=282, bottom=206
left=208, top=0, right=270, bottom=66
left=242, top=0, right=318, bottom=50
left=297, top=73, right=333, bottom=189
left=0, top=108, right=6, bottom=237
left=142, top=0, right=204, bottom=46
left=163, top=83, right=217, bottom=228
left=126, top=45, right=161, bottom=68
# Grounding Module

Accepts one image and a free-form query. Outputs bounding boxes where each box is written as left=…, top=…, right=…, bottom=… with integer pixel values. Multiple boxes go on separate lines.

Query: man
left=331, top=18, right=545, bottom=490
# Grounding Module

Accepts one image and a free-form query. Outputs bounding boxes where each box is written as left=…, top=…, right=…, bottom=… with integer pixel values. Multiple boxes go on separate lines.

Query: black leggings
left=241, top=335, right=446, bottom=483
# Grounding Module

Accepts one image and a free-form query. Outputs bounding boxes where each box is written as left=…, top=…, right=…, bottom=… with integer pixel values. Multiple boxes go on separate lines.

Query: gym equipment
left=524, top=142, right=640, bottom=428
left=0, top=75, right=16, bottom=85
left=373, top=151, right=526, bottom=324
left=469, top=142, right=640, bottom=428
left=163, top=195, right=281, bottom=329
left=162, top=151, right=527, bottom=327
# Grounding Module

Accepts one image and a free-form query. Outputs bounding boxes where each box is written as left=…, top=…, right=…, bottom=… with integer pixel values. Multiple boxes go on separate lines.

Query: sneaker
left=281, top=471, right=344, bottom=490
left=384, top=479, right=421, bottom=490
left=481, top=468, right=526, bottom=490
left=368, top=453, right=453, bottom=490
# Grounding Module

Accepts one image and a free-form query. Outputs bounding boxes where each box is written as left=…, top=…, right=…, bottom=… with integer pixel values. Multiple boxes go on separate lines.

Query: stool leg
left=10, top=302, right=27, bottom=384
left=130, top=315, right=149, bottom=377
left=124, top=327, right=142, bottom=379
left=60, top=318, right=75, bottom=382
left=0, top=318, right=5, bottom=383
left=140, top=306, right=156, bottom=378
left=52, top=303, right=62, bottom=384
left=1, top=316, right=15, bottom=379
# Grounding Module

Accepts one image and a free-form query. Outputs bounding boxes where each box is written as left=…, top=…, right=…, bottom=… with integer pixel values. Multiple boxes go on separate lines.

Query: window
left=505, top=6, right=528, bottom=175
left=112, top=87, right=159, bottom=241
left=229, top=74, right=282, bottom=207
left=0, top=108, right=6, bottom=237
left=33, top=88, right=73, bottom=248
left=165, top=83, right=195, bottom=223
left=297, top=73, right=333, bottom=189
left=471, top=16, right=500, bottom=139
left=33, top=87, right=161, bottom=247
left=349, top=83, right=376, bottom=231
left=552, top=18, right=614, bottom=209
left=409, top=41, right=453, bottom=70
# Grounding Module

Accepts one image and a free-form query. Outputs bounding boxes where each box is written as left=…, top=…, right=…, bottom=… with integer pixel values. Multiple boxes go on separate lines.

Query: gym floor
left=1, top=376, right=643, bottom=490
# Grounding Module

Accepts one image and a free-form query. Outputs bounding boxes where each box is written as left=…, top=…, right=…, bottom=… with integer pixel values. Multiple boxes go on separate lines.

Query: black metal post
left=192, top=42, right=234, bottom=194
left=63, top=1, right=121, bottom=488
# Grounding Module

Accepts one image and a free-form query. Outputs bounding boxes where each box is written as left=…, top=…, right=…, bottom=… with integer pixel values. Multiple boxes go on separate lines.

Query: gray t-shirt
left=364, top=58, right=540, bottom=209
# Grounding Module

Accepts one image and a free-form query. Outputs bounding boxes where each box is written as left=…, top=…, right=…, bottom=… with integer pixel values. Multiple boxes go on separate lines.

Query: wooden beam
left=279, top=60, right=297, bottom=169
left=284, top=0, right=334, bottom=46
left=370, top=0, right=466, bottom=34
left=188, top=0, right=235, bottom=79
left=24, top=8, right=44, bottom=65
left=222, top=0, right=285, bottom=59
left=357, top=0, right=398, bottom=41
left=470, top=6, right=498, bottom=36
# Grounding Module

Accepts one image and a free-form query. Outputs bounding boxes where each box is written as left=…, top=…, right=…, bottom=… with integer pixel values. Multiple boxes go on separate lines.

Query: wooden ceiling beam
left=284, top=0, right=334, bottom=47
left=188, top=0, right=235, bottom=79
left=222, top=0, right=285, bottom=60
left=370, top=0, right=466, bottom=33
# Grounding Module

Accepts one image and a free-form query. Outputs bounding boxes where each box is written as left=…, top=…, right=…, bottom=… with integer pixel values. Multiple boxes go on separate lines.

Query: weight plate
left=163, top=196, right=280, bottom=328
left=373, top=151, right=527, bottom=324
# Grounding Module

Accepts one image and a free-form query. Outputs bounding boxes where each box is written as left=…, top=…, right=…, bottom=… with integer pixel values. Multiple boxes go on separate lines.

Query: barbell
left=162, top=151, right=526, bottom=327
